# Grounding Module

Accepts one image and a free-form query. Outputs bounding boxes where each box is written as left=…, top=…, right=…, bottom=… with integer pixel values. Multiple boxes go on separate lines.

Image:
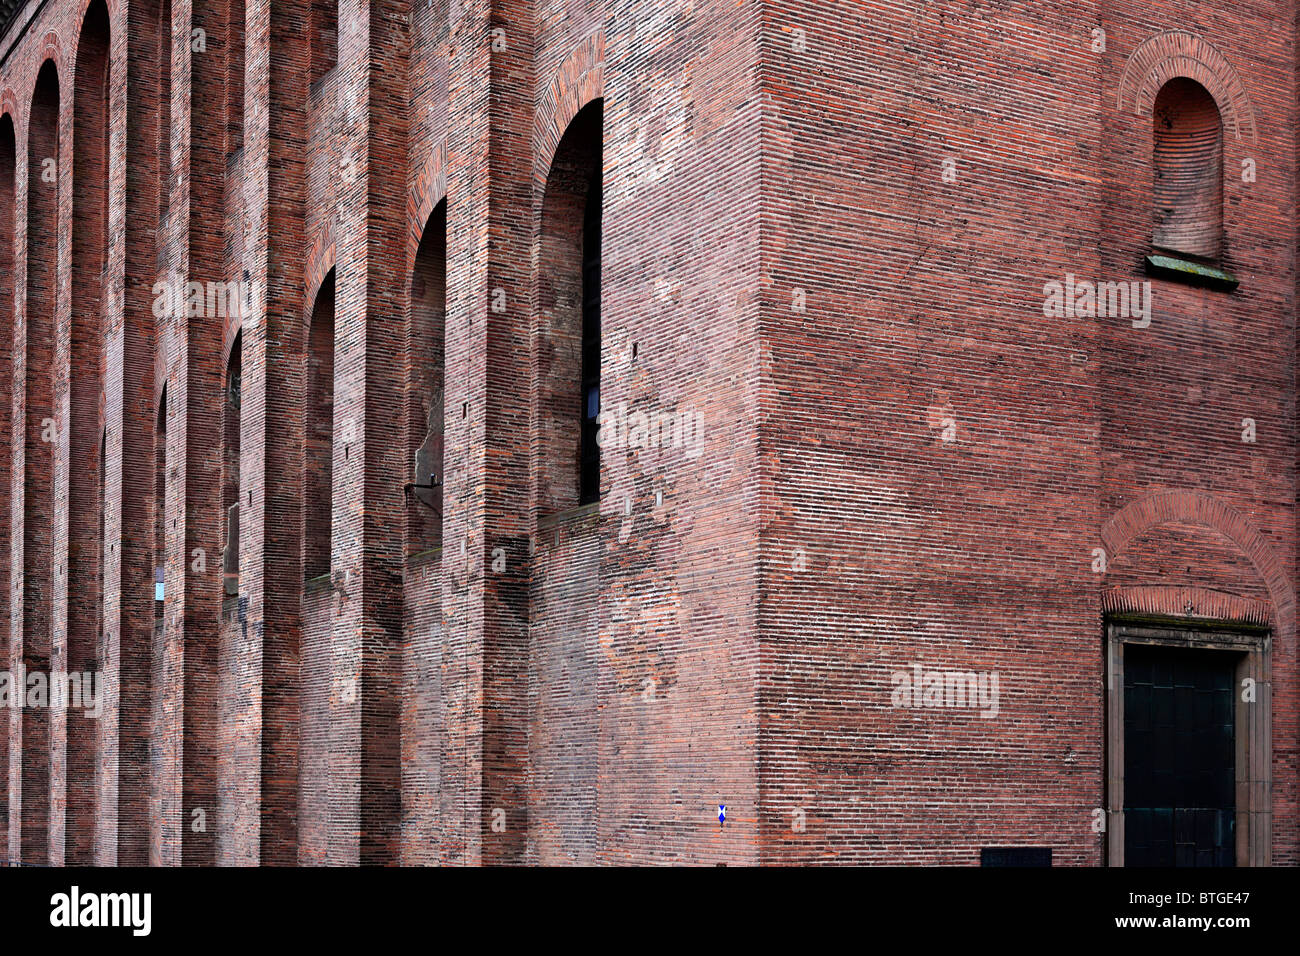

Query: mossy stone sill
left=304, top=573, right=332, bottom=593
left=1145, top=254, right=1239, bottom=292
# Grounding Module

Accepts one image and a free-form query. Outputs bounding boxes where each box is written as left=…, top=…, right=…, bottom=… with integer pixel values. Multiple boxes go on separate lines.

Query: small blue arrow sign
left=718, top=805, right=726, bottom=826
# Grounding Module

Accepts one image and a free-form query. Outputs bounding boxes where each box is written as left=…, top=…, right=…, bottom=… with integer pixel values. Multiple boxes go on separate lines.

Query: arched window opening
left=0, top=112, right=15, bottom=612
left=18, top=60, right=58, bottom=860
left=538, top=99, right=603, bottom=513
left=1153, top=78, right=1223, bottom=260
left=408, top=201, right=446, bottom=553
left=310, top=0, right=338, bottom=85
left=25, top=61, right=60, bottom=675
left=579, top=170, right=602, bottom=504
left=155, top=387, right=167, bottom=624
left=71, top=3, right=110, bottom=618
left=223, top=333, right=241, bottom=596
left=67, top=0, right=111, bottom=864
left=305, top=270, right=335, bottom=581
left=0, top=114, right=15, bottom=844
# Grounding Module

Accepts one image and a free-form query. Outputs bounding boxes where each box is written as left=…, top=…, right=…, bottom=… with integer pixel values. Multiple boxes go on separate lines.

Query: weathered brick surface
left=0, top=111, right=13, bottom=865
left=400, top=552, right=441, bottom=864
left=104, top=0, right=167, bottom=867
left=0, top=0, right=1294, bottom=866
left=1100, top=8, right=1296, bottom=862
left=758, top=1, right=1293, bottom=865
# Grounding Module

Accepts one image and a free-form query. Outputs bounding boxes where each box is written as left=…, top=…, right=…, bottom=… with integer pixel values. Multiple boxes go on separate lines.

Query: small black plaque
left=980, top=847, right=1052, bottom=867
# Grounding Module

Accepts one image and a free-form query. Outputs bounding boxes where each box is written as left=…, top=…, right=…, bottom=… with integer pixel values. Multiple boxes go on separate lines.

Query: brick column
left=97, top=0, right=167, bottom=867
left=154, top=0, right=226, bottom=866
left=62, top=1, right=111, bottom=866
left=478, top=0, right=532, bottom=867
left=236, top=0, right=308, bottom=865
left=441, top=0, right=533, bottom=865
left=328, top=0, right=408, bottom=865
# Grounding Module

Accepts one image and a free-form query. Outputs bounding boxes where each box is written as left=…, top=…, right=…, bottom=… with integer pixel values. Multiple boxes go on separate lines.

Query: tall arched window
left=155, top=387, right=167, bottom=624
left=1153, top=78, right=1223, bottom=260
left=0, top=113, right=15, bottom=861
left=21, top=60, right=60, bottom=862
left=580, top=169, right=602, bottom=504
left=305, top=270, right=335, bottom=580
left=67, top=0, right=111, bottom=864
left=223, top=333, right=241, bottom=596
left=409, top=201, right=446, bottom=552
left=538, top=99, right=603, bottom=512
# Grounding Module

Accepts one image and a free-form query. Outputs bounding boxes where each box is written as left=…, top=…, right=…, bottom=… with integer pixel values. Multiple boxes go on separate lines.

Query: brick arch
left=73, top=0, right=115, bottom=52
left=220, top=290, right=245, bottom=367
left=153, top=361, right=168, bottom=418
left=1102, top=585, right=1273, bottom=628
left=35, top=35, right=65, bottom=92
left=80, top=0, right=121, bottom=25
left=304, top=237, right=335, bottom=322
left=1117, top=30, right=1257, bottom=144
left=26, top=55, right=65, bottom=168
left=221, top=320, right=242, bottom=371
left=533, top=30, right=605, bottom=191
left=1100, top=489, right=1294, bottom=639
left=408, top=137, right=446, bottom=251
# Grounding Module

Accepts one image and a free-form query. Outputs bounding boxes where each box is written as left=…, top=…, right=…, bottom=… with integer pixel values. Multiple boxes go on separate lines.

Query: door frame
left=1105, top=619, right=1271, bottom=867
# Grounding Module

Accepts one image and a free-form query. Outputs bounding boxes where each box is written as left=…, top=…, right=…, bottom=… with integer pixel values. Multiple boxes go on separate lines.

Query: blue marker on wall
left=718, top=804, right=725, bottom=827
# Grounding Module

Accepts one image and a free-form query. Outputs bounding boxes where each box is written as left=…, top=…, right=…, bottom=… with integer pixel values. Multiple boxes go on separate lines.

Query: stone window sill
left=1145, top=253, right=1239, bottom=292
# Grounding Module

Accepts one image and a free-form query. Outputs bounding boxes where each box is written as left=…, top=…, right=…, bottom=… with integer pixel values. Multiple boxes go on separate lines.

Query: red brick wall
left=106, top=0, right=167, bottom=867
left=591, top=0, right=762, bottom=863
left=1100, top=5, right=1296, bottom=862
left=762, top=0, right=1101, bottom=863
left=401, top=551, right=441, bottom=864
left=758, top=0, right=1294, bottom=865
left=0, top=0, right=1293, bottom=866
left=299, top=579, right=330, bottom=864
left=0, top=112, right=13, bottom=865
left=529, top=517, right=598, bottom=864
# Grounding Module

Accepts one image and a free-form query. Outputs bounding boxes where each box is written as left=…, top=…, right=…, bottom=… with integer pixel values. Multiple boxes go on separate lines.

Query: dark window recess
left=305, top=271, right=335, bottom=580
left=227, top=361, right=241, bottom=410
left=578, top=169, right=602, bottom=505
left=223, top=503, right=239, bottom=597
left=980, top=847, right=1052, bottom=867
left=154, top=389, right=166, bottom=621
left=223, top=333, right=242, bottom=596
left=1124, top=644, right=1236, bottom=867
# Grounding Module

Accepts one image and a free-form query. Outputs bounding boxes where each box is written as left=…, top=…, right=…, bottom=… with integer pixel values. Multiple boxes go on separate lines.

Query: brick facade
left=0, top=0, right=1294, bottom=865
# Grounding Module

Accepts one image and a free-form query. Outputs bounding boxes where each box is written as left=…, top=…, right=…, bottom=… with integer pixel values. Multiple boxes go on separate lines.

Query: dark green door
left=1124, top=644, right=1236, bottom=867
